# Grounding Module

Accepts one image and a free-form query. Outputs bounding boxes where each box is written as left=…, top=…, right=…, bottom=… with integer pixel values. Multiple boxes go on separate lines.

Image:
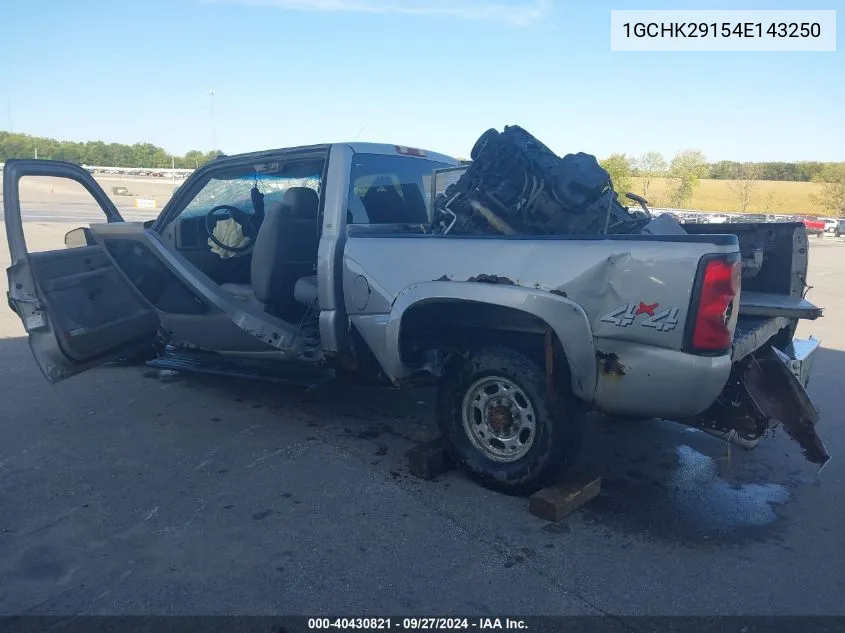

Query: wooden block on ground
left=407, top=438, right=453, bottom=480
left=529, top=473, right=602, bottom=522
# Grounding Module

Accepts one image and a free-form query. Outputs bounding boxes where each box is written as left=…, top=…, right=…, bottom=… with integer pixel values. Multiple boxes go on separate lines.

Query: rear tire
left=436, top=345, right=583, bottom=495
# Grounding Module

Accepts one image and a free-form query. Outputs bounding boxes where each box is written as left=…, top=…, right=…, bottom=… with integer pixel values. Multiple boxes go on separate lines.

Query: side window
left=347, top=154, right=452, bottom=225
left=16, top=175, right=140, bottom=253
left=160, top=163, right=323, bottom=248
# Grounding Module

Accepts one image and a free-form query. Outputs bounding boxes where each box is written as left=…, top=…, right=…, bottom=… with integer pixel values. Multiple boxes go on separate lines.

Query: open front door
left=4, top=159, right=160, bottom=383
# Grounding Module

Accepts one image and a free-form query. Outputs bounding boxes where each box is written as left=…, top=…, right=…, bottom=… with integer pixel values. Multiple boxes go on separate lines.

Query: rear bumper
left=732, top=316, right=791, bottom=362
left=683, top=335, right=828, bottom=467
left=744, top=336, right=827, bottom=466
left=775, top=336, right=820, bottom=389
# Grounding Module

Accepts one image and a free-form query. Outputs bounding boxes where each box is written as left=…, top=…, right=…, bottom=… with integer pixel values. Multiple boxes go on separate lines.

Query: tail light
left=689, top=255, right=741, bottom=353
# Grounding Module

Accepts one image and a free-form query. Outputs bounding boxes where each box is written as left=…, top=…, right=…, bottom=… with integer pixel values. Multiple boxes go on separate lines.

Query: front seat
left=361, top=178, right=405, bottom=224
left=221, top=187, right=320, bottom=313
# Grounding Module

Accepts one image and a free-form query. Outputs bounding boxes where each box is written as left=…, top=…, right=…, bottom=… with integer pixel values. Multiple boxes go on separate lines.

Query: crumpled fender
left=384, top=280, right=597, bottom=400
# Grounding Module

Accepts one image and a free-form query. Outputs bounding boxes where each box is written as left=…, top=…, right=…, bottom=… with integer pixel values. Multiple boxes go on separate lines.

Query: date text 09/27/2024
left=622, top=22, right=822, bottom=39
left=307, top=618, right=528, bottom=631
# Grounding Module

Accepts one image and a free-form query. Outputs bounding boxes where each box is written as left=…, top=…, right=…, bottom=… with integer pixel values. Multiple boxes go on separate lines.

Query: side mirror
left=64, top=227, right=93, bottom=249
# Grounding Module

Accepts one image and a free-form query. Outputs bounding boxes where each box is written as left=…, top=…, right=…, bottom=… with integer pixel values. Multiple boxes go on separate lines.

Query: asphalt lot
left=1, top=219, right=844, bottom=618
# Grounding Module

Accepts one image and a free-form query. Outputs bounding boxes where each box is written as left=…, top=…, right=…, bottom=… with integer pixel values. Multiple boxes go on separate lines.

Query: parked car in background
left=835, top=219, right=845, bottom=238
left=706, top=213, right=730, bottom=224
left=729, top=214, right=766, bottom=223
left=795, top=216, right=826, bottom=236
left=820, top=218, right=838, bottom=234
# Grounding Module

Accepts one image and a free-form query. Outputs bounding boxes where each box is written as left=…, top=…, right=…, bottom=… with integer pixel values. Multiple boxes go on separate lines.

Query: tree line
left=0, top=132, right=222, bottom=169
left=2, top=131, right=843, bottom=215
left=4, top=131, right=841, bottom=181
left=707, top=160, right=840, bottom=182
left=600, top=151, right=845, bottom=217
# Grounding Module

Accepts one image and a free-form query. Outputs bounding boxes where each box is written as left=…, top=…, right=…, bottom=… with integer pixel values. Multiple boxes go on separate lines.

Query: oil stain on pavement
left=574, top=417, right=805, bottom=547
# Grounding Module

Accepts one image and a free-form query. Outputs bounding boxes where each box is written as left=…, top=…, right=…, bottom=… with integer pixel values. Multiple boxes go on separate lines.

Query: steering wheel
left=205, top=205, right=258, bottom=254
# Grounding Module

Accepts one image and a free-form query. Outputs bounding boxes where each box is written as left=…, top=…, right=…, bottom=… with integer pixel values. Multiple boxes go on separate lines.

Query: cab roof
left=207, top=142, right=459, bottom=171
left=343, top=142, right=459, bottom=166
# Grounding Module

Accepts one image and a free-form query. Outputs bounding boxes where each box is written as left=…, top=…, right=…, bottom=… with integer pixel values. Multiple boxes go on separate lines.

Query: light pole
left=207, top=89, right=217, bottom=151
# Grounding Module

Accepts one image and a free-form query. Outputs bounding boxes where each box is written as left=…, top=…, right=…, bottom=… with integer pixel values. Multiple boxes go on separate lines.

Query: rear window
left=347, top=153, right=453, bottom=225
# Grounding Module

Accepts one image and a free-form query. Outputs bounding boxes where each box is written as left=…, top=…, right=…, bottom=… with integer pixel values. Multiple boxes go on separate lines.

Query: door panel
left=29, top=248, right=159, bottom=359
left=4, top=159, right=160, bottom=383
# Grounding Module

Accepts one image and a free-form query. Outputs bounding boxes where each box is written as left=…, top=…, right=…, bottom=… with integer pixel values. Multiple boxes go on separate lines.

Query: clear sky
left=0, top=0, right=842, bottom=162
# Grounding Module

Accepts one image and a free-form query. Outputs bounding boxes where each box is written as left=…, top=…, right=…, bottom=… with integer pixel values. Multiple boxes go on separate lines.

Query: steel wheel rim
left=461, top=376, right=537, bottom=463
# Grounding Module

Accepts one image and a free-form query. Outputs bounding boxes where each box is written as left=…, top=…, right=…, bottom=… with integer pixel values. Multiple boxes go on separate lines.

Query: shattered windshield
left=179, top=162, right=323, bottom=218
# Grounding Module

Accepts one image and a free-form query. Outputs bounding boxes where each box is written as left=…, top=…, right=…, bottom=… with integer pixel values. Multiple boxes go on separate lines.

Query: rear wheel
left=436, top=345, right=584, bottom=495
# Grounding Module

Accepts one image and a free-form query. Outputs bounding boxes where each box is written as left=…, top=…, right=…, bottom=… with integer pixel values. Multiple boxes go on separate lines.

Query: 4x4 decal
left=641, top=307, right=680, bottom=332
left=600, top=302, right=680, bottom=332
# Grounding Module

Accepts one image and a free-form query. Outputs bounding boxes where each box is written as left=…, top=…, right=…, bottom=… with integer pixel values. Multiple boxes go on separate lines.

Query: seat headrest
left=361, top=182, right=404, bottom=224
left=263, top=200, right=284, bottom=216
left=282, top=187, right=319, bottom=219
left=368, top=176, right=395, bottom=191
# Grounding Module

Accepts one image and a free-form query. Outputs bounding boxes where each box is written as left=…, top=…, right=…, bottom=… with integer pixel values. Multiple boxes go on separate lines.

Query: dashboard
left=174, top=215, right=209, bottom=251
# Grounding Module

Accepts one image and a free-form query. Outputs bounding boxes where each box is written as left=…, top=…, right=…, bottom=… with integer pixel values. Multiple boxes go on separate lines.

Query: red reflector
left=691, top=257, right=740, bottom=351
left=395, top=145, right=426, bottom=157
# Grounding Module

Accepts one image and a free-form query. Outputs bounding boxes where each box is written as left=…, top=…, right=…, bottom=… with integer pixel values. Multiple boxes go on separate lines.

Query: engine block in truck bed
left=432, top=125, right=650, bottom=236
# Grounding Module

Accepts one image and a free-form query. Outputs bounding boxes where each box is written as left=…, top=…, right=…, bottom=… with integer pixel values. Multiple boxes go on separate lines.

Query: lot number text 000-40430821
left=307, top=618, right=529, bottom=630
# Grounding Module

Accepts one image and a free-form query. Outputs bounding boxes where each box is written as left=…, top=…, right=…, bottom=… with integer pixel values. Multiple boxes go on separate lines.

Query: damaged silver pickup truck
left=4, top=127, right=827, bottom=494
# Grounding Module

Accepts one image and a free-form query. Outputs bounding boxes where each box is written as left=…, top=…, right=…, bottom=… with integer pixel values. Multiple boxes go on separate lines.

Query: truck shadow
left=134, top=344, right=842, bottom=546
left=1, top=332, right=837, bottom=546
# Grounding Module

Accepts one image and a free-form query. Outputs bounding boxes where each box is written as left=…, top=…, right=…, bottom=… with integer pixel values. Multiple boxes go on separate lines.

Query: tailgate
left=739, top=291, right=822, bottom=320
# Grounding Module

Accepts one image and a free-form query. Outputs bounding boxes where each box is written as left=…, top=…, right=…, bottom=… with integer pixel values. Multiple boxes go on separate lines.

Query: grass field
left=633, top=177, right=831, bottom=216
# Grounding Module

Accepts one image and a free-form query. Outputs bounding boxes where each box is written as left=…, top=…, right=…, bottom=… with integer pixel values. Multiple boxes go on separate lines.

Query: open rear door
left=4, top=159, right=160, bottom=383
